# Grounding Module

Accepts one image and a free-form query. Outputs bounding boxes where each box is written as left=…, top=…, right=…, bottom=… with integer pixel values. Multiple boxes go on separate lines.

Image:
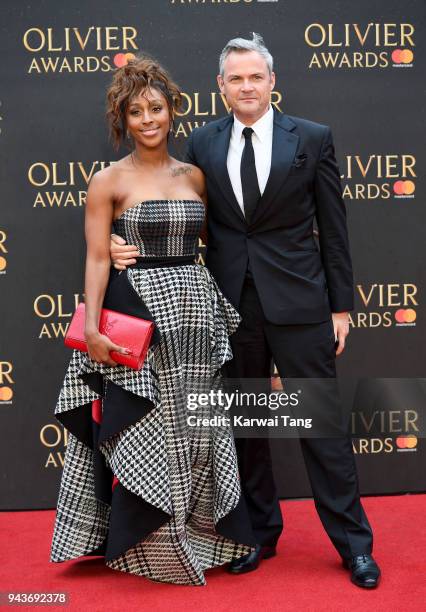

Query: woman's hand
left=85, top=331, right=130, bottom=366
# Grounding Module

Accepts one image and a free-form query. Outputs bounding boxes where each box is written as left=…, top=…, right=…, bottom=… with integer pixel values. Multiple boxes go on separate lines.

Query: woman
left=50, top=56, right=254, bottom=585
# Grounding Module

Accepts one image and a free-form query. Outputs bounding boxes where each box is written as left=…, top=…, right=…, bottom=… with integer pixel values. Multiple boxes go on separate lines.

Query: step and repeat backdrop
left=1, top=0, right=425, bottom=509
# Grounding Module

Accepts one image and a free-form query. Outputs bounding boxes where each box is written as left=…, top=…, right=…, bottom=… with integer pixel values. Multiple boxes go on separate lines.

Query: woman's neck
left=131, top=143, right=171, bottom=169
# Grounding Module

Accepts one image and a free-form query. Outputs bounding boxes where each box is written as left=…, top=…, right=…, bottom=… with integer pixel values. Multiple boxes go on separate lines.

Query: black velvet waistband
left=130, top=255, right=196, bottom=269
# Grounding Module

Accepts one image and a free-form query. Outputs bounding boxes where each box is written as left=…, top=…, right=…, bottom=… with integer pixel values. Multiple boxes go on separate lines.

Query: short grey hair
left=219, top=32, right=273, bottom=76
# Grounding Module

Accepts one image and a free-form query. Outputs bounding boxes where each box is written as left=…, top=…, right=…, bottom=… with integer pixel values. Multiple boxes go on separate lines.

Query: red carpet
left=1, top=495, right=425, bottom=611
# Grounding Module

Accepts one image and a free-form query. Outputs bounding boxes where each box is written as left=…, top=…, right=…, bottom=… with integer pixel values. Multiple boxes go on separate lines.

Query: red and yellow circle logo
left=396, top=435, right=417, bottom=449
left=0, top=386, right=13, bottom=401
left=393, top=180, right=415, bottom=195
left=113, top=52, right=136, bottom=68
left=392, top=49, right=414, bottom=64
left=0, top=256, right=7, bottom=271
left=395, top=309, right=417, bottom=324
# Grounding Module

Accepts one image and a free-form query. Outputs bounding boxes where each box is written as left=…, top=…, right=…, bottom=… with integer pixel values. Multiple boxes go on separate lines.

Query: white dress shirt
left=226, top=105, right=273, bottom=215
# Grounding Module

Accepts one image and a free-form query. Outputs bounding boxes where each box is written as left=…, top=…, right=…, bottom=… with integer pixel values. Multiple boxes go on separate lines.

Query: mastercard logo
left=396, top=435, right=417, bottom=449
left=392, top=49, right=414, bottom=64
left=0, top=386, right=13, bottom=401
left=395, top=309, right=416, bottom=324
left=113, top=52, right=136, bottom=68
left=393, top=180, right=415, bottom=195
left=0, top=256, right=6, bottom=271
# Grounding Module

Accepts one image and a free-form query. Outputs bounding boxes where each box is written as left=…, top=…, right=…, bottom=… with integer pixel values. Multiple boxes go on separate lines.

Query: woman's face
left=126, top=87, right=171, bottom=149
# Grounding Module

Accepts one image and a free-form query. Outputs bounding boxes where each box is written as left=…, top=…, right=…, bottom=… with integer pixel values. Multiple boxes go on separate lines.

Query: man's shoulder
left=190, top=115, right=232, bottom=139
left=282, top=113, right=330, bottom=135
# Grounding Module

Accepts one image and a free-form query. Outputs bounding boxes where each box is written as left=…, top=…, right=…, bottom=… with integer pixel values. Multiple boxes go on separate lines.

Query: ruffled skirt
left=50, top=264, right=255, bottom=585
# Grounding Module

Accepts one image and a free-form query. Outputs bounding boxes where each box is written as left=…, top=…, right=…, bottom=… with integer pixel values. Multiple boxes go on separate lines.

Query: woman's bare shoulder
left=185, top=162, right=204, bottom=180
left=89, top=156, right=131, bottom=190
left=171, top=160, right=205, bottom=195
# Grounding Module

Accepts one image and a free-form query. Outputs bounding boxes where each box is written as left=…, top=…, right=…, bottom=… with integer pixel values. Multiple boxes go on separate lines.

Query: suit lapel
left=209, top=115, right=246, bottom=224
left=251, top=112, right=299, bottom=225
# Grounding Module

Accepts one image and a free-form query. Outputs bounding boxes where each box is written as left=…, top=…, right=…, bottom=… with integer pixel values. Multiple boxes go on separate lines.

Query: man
left=111, top=33, right=381, bottom=588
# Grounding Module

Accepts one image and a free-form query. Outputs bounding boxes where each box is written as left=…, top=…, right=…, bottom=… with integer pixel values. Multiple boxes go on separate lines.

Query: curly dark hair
left=106, top=55, right=182, bottom=150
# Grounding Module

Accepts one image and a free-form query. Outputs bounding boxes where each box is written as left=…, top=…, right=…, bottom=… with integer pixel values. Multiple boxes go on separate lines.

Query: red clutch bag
left=64, top=303, right=155, bottom=370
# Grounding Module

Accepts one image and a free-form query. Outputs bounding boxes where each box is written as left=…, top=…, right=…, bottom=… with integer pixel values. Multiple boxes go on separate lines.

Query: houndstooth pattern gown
left=50, top=199, right=254, bottom=585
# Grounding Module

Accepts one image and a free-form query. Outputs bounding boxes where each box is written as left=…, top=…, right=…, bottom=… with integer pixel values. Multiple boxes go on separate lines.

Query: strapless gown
left=50, top=199, right=254, bottom=585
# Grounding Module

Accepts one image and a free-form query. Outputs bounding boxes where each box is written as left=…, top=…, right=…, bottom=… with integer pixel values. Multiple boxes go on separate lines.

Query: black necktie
left=240, top=127, right=260, bottom=224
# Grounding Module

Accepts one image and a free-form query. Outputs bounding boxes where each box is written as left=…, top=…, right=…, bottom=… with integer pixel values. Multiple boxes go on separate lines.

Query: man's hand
left=110, top=234, right=140, bottom=270
left=332, top=312, right=350, bottom=356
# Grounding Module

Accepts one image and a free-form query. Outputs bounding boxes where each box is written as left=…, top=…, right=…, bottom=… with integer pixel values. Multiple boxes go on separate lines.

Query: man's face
left=217, top=50, right=275, bottom=123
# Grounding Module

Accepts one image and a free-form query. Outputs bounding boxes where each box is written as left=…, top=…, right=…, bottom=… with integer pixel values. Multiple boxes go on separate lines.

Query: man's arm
left=185, top=129, right=196, bottom=165
left=110, top=233, right=140, bottom=270
left=314, top=126, right=354, bottom=354
left=185, top=130, right=208, bottom=245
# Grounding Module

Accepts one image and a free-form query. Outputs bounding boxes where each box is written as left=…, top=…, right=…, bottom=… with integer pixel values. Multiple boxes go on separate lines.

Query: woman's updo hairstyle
left=106, top=55, right=182, bottom=150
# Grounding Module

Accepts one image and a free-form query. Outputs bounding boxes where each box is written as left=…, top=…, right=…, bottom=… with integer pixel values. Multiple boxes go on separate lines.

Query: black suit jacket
left=186, top=110, right=354, bottom=325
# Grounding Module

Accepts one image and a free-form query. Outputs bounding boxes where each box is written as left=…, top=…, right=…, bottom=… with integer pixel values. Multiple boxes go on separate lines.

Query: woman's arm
left=84, top=171, right=129, bottom=366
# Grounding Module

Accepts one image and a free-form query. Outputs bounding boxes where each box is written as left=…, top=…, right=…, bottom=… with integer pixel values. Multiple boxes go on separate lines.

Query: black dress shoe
left=228, top=544, right=277, bottom=574
left=343, top=554, right=381, bottom=588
